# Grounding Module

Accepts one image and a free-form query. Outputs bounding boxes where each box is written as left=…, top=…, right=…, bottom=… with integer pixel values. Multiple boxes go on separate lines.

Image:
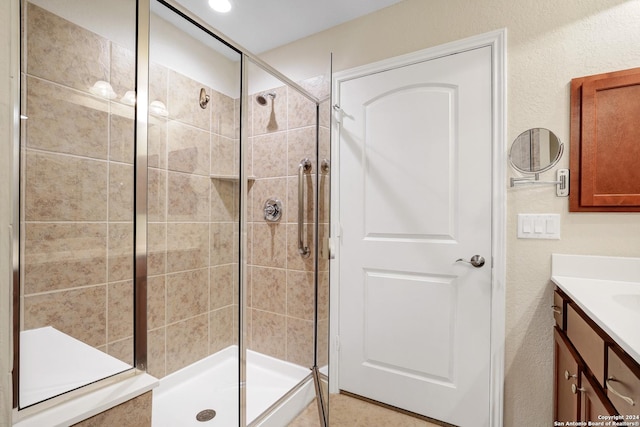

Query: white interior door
left=336, top=46, right=493, bottom=427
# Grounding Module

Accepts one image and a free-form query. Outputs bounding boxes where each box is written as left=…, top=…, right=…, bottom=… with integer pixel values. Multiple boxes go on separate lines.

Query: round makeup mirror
left=509, top=128, right=563, bottom=174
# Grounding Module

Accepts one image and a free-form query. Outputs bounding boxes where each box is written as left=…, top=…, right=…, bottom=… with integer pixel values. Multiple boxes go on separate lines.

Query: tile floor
left=288, top=393, right=444, bottom=427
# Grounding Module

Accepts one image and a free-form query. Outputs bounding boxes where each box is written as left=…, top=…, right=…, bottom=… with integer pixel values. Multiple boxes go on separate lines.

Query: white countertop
left=551, top=254, right=640, bottom=365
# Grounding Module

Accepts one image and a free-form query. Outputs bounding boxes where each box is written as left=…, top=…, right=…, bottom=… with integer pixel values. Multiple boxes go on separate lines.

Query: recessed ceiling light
left=208, top=0, right=232, bottom=13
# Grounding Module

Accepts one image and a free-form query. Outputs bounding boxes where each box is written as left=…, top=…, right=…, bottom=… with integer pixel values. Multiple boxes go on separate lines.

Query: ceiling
left=173, top=0, right=404, bottom=54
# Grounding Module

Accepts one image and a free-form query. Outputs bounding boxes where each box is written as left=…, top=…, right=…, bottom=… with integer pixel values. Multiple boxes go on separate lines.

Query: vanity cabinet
left=569, top=67, right=640, bottom=212
left=553, top=288, right=639, bottom=422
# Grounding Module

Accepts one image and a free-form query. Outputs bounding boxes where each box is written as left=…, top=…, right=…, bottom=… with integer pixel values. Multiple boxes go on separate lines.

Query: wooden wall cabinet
left=570, top=67, right=640, bottom=212
left=552, top=288, right=639, bottom=423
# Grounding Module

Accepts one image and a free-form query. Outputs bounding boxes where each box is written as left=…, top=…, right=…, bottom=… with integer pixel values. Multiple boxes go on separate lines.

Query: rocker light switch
left=518, top=214, right=560, bottom=239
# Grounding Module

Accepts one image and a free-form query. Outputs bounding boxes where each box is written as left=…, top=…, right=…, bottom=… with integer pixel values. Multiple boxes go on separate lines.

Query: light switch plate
left=517, top=214, right=560, bottom=239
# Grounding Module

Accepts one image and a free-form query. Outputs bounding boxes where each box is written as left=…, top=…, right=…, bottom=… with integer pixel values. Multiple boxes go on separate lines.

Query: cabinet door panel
left=554, top=327, right=580, bottom=422
left=580, top=372, right=617, bottom=422
left=570, top=67, right=640, bottom=212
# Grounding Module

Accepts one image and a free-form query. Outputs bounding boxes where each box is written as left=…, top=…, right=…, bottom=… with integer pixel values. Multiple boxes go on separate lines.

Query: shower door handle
left=298, top=158, right=312, bottom=258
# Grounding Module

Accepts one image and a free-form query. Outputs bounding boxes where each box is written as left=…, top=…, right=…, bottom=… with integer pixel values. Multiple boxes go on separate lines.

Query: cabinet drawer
left=553, top=290, right=565, bottom=329
left=566, top=304, right=606, bottom=386
left=607, top=346, right=640, bottom=416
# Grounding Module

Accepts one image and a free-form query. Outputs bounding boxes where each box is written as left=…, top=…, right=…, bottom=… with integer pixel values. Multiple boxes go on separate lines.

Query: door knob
left=455, top=255, right=485, bottom=268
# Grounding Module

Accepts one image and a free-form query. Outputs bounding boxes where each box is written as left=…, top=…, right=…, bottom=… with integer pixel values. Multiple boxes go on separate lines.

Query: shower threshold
left=152, top=346, right=315, bottom=426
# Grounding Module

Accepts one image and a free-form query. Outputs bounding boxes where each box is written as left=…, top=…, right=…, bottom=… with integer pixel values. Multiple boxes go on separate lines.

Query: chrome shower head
left=256, top=92, right=276, bottom=106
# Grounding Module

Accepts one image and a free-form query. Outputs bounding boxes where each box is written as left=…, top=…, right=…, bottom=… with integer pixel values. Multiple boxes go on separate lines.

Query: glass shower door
left=18, top=0, right=137, bottom=409
left=147, top=1, right=242, bottom=425
left=243, top=56, right=330, bottom=427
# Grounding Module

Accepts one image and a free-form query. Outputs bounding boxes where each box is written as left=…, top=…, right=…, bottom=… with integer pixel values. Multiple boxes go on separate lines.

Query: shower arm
left=298, top=158, right=312, bottom=258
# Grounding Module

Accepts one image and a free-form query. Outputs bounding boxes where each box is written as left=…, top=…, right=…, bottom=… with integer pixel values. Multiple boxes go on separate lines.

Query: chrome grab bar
left=298, top=158, right=312, bottom=258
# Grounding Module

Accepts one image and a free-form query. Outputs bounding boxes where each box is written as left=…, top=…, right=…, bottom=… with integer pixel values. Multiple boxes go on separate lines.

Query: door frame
left=329, top=28, right=507, bottom=426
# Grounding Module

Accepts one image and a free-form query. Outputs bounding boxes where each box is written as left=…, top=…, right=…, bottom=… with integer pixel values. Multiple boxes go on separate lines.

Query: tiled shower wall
left=22, top=3, right=138, bottom=361
left=246, top=79, right=330, bottom=368
left=22, top=3, right=328, bottom=383
left=21, top=3, right=240, bottom=377
left=145, top=55, right=240, bottom=378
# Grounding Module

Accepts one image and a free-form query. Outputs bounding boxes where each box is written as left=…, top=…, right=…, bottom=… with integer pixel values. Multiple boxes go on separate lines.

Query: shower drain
left=196, top=409, right=217, bottom=422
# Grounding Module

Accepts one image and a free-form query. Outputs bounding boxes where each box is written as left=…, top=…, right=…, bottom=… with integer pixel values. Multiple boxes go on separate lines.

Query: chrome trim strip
left=11, top=0, right=22, bottom=409
left=134, top=0, right=150, bottom=371
left=239, top=52, right=249, bottom=427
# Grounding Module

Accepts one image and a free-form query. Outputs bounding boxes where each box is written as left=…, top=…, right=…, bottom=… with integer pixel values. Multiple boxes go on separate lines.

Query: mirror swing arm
left=509, top=169, right=570, bottom=196
left=508, top=127, right=570, bottom=196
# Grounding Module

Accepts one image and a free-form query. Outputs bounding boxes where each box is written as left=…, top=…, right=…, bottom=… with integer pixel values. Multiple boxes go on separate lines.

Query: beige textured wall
left=259, top=0, right=640, bottom=425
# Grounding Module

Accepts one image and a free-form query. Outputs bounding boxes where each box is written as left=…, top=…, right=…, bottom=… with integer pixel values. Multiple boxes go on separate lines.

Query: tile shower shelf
left=210, top=174, right=256, bottom=181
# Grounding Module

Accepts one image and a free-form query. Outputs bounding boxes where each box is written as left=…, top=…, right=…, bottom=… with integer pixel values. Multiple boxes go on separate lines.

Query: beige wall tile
left=108, top=222, right=133, bottom=283
left=167, top=70, right=210, bottom=131
left=147, top=327, right=166, bottom=379
left=287, top=126, right=317, bottom=176
left=210, top=222, right=238, bottom=266
left=106, top=337, right=133, bottom=366
left=252, top=133, right=287, bottom=179
left=149, top=62, right=168, bottom=107
left=167, top=121, right=210, bottom=175
left=72, top=391, right=152, bottom=427
left=108, top=280, right=133, bottom=342
left=210, top=264, right=235, bottom=310
left=26, top=77, right=109, bottom=160
left=166, top=314, right=208, bottom=374
left=251, top=267, right=286, bottom=314
left=166, top=268, right=209, bottom=323
left=252, top=223, right=286, bottom=268
left=110, top=104, right=134, bottom=164
left=147, top=275, right=166, bottom=330
left=148, top=116, right=167, bottom=169
left=109, top=162, right=134, bottom=221
left=286, top=271, right=315, bottom=320
left=166, top=222, right=209, bottom=273
left=24, top=286, right=107, bottom=348
left=211, top=135, right=238, bottom=176
left=26, top=3, right=109, bottom=93
left=250, top=309, right=286, bottom=360
left=110, top=43, right=135, bottom=101
left=24, top=222, right=107, bottom=294
left=147, top=168, right=167, bottom=223
left=25, top=151, right=108, bottom=221
left=167, top=172, right=210, bottom=222
left=288, top=88, right=317, bottom=129
left=209, top=306, right=236, bottom=354
left=286, top=318, right=314, bottom=367
left=147, top=223, right=167, bottom=276
left=211, top=90, right=236, bottom=139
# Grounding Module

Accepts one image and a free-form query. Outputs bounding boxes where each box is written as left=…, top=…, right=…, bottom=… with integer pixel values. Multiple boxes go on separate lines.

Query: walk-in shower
left=13, top=0, right=330, bottom=425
